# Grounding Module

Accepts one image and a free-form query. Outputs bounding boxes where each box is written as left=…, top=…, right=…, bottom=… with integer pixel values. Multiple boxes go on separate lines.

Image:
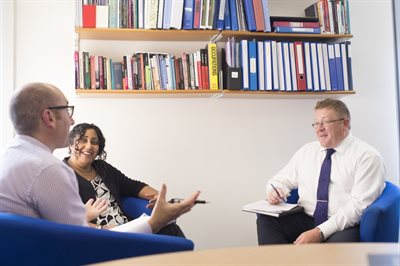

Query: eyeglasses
left=312, top=118, right=345, bottom=129
left=47, top=105, right=74, bottom=117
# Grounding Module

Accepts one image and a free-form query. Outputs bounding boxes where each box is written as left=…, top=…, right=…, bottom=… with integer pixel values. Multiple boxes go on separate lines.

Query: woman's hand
left=85, top=198, right=108, bottom=222
left=147, top=184, right=200, bottom=233
left=139, top=185, right=159, bottom=209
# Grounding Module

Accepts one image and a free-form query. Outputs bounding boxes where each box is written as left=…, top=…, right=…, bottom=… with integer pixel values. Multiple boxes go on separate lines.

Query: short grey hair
left=315, top=98, right=351, bottom=121
left=10, top=82, right=59, bottom=134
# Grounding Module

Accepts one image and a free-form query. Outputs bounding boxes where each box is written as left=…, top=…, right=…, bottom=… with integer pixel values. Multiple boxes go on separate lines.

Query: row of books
left=305, top=0, right=351, bottom=34
left=75, top=0, right=271, bottom=32
left=74, top=44, right=218, bottom=90
left=223, top=37, right=353, bottom=91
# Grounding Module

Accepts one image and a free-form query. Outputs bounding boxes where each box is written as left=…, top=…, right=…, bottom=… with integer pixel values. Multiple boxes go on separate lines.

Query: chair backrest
left=287, top=188, right=299, bottom=204
left=0, top=212, right=194, bottom=266
left=360, top=181, right=400, bottom=242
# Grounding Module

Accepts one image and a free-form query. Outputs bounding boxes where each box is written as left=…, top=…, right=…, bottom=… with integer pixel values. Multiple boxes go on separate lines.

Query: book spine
left=274, top=26, right=321, bottom=34
left=208, top=43, right=219, bottom=90
left=272, top=21, right=319, bottom=28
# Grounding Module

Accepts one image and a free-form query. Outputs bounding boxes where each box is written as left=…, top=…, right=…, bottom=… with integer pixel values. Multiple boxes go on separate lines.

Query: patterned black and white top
left=90, top=175, right=128, bottom=227
left=63, top=157, right=148, bottom=226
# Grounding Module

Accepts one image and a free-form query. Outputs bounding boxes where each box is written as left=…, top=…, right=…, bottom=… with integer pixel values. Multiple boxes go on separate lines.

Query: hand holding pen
left=169, top=198, right=209, bottom=204
left=269, top=184, right=287, bottom=204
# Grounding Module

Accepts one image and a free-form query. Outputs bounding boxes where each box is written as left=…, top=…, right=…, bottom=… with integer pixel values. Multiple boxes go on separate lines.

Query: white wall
left=5, top=0, right=399, bottom=250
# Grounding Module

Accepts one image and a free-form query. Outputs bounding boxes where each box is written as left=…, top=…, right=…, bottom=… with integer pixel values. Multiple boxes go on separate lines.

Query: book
left=207, top=43, right=219, bottom=90
left=261, top=0, right=271, bottom=32
left=240, top=39, right=249, bottom=90
left=96, top=5, right=109, bottom=28
left=263, top=40, right=273, bottom=90
left=242, top=200, right=304, bottom=217
left=252, top=0, right=265, bottom=32
left=257, top=41, right=265, bottom=90
left=345, top=41, right=353, bottom=91
left=229, top=0, right=239, bottom=31
left=248, top=40, right=258, bottom=90
left=340, top=42, right=349, bottom=91
left=274, top=26, right=321, bottom=34
left=289, top=42, right=297, bottom=91
left=215, top=0, right=226, bottom=30
left=163, top=0, right=172, bottom=29
left=183, top=0, right=195, bottom=29
left=170, top=0, right=185, bottom=29
left=334, top=43, right=344, bottom=90
left=193, top=0, right=202, bottom=29
left=294, top=41, right=306, bottom=91
left=83, top=5, right=96, bottom=28
left=272, top=21, right=319, bottom=28
left=303, top=42, right=313, bottom=91
left=270, top=15, right=319, bottom=23
left=282, top=42, right=291, bottom=91
left=243, top=0, right=256, bottom=31
left=112, top=62, right=123, bottom=90
left=224, top=0, right=231, bottom=30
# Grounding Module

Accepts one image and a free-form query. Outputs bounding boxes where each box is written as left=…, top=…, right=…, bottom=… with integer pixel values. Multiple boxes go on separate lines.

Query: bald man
left=0, top=82, right=200, bottom=233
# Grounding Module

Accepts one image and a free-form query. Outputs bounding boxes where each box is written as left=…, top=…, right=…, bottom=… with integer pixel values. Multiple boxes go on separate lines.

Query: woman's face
left=70, top=128, right=100, bottom=166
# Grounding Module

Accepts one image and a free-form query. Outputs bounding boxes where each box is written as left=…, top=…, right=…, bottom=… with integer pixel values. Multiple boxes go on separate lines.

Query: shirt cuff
left=109, top=213, right=152, bottom=234
left=317, top=219, right=337, bottom=239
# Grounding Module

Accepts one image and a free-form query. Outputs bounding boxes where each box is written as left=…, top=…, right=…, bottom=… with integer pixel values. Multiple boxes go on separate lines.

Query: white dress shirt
left=267, top=133, right=386, bottom=238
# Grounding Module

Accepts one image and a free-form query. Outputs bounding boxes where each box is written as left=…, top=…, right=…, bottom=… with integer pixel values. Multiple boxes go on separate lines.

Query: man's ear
left=343, top=118, right=351, bottom=130
left=41, top=109, right=56, bottom=129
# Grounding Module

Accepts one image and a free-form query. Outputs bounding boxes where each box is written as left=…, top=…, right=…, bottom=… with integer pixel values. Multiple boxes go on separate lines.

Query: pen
left=270, top=184, right=286, bottom=203
left=169, top=198, right=209, bottom=204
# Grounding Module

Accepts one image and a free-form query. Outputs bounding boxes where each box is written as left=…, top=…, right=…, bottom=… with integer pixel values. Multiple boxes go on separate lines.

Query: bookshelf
left=74, top=6, right=354, bottom=97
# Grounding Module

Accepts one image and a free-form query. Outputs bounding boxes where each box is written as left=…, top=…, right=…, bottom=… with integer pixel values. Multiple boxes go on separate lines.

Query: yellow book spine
left=208, top=43, right=219, bottom=90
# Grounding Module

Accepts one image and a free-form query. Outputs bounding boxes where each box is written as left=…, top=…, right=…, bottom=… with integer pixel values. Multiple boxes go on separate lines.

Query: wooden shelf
left=75, top=89, right=355, bottom=98
left=75, top=27, right=220, bottom=41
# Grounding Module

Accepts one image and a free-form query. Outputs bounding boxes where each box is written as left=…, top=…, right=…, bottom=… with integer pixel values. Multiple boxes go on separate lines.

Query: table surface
left=91, top=243, right=400, bottom=265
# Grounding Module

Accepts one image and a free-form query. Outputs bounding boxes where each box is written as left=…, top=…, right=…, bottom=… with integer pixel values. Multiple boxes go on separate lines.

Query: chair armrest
left=360, top=181, right=400, bottom=242
left=121, top=197, right=152, bottom=219
left=0, top=213, right=194, bottom=266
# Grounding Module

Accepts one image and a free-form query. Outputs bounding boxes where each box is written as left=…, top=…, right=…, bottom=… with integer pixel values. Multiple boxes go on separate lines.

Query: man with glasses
left=257, top=98, right=386, bottom=244
left=0, top=82, right=200, bottom=233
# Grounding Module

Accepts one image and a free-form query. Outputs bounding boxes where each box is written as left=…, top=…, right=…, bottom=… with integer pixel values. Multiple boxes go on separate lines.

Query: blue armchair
left=287, top=181, right=400, bottom=242
left=0, top=197, right=194, bottom=266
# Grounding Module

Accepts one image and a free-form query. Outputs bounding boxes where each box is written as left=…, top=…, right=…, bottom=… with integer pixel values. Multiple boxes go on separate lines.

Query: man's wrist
left=317, top=227, right=325, bottom=242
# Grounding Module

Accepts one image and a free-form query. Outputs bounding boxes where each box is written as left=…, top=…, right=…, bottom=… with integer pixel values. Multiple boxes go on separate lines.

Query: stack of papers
left=242, top=200, right=304, bottom=217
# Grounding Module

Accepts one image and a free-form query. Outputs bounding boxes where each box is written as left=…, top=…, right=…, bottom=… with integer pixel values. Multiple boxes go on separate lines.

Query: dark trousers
left=256, top=212, right=360, bottom=245
left=157, top=222, right=186, bottom=238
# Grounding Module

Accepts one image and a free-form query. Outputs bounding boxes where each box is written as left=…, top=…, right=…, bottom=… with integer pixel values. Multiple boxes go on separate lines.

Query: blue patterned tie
left=314, top=148, right=335, bottom=226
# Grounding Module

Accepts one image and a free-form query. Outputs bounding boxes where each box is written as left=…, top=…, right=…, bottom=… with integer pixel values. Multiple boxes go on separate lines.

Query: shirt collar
left=15, top=134, right=52, bottom=153
left=318, top=133, right=354, bottom=154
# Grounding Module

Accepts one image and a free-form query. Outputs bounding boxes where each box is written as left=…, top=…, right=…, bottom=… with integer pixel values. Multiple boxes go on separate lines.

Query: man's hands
left=85, top=198, right=108, bottom=222
left=267, top=186, right=286, bottom=204
left=294, top=228, right=322, bottom=244
left=147, top=184, right=200, bottom=233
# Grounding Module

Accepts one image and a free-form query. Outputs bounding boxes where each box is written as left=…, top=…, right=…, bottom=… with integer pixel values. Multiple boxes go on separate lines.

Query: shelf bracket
left=210, top=31, right=223, bottom=43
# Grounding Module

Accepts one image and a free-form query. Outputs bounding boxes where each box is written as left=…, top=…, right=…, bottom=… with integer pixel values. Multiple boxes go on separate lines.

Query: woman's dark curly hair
left=68, top=123, right=107, bottom=160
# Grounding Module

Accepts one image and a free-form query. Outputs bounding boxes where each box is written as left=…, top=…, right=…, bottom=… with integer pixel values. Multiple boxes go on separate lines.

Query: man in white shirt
left=257, top=98, right=386, bottom=244
left=0, top=82, right=200, bottom=234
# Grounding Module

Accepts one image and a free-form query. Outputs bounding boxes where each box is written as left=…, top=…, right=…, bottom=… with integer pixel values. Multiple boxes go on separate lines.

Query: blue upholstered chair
left=0, top=197, right=194, bottom=266
left=286, top=181, right=400, bottom=242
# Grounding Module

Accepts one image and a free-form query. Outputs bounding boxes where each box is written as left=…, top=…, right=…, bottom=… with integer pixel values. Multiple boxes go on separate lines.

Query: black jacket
left=63, top=157, right=148, bottom=220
